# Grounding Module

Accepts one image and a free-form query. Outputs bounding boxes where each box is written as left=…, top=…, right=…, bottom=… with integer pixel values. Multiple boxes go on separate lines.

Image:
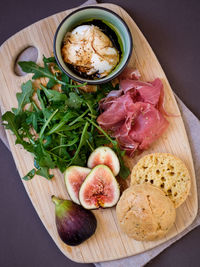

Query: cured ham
left=120, top=67, right=141, bottom=80
left=98, top=94, right=133, bottom=129
left=120, top=78, right=163, bottom=106
left=128, top=102, right=169, bottom=150
left=97, top=69, right=169, bottom=155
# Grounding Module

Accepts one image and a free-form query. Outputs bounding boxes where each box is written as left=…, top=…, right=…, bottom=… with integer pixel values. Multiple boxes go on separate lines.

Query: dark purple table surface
left=0, top=0, right=200, bottom=266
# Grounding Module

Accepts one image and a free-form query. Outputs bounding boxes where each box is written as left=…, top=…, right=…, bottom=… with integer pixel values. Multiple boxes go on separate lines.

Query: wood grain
left=0, top=3, right=198, bottom=263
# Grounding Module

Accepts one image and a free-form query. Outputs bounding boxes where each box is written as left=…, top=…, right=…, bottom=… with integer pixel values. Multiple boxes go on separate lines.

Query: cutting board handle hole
left=14, top=46, right=38, bottom=76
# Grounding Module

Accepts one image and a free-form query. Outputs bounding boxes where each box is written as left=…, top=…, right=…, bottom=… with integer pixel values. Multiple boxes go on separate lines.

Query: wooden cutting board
left=0, top=3, right=198, bottom=263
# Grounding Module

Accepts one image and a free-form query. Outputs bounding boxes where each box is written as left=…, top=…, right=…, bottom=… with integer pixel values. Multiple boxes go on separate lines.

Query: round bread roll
left=116, top=184, right=176, bottom=241
left=131, top=153, right=191, bottom=208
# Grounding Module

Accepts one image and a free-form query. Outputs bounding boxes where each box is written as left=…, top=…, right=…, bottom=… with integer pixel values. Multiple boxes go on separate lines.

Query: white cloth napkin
left=0, top=1, right=199, bottom=266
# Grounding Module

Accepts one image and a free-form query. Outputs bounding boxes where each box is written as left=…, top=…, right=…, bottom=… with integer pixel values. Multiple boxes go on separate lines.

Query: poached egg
left=61, top=25, right=119, bottom=78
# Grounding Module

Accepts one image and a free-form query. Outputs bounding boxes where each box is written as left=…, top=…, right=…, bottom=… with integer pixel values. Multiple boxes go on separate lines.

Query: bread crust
left=131, top=153, right=191, bottom=208
left=116, top=184, right=176, bottom=241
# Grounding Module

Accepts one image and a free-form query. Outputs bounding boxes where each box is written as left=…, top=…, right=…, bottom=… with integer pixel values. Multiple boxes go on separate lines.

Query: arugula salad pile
left=2, top=56, right=130, bottom=180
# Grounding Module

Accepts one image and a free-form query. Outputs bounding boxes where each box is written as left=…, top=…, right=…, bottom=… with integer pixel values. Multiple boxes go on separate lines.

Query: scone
left=131, top=153, right=191, bottom=208
left=116, top=184, right=176, bottom=241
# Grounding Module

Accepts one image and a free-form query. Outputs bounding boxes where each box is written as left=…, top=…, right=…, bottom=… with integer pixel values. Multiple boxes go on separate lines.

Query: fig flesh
left=87, top=146, right=120, bottom=176
left=52, top=195, right=97, bottom=246
left=65, top=166, right=91, bottom=204
left=79, top=165, right=120, bottom=209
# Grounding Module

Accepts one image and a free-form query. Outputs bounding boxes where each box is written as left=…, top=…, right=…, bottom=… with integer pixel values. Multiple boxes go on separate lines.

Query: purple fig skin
left=52, top=196, right=97, bottom=246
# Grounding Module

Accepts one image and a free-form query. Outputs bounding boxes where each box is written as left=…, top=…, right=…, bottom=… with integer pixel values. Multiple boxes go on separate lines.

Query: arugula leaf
left=118, top=159, right=130, bottom=178
left=66, top=92, right=83, bottom=109
left=22, top=169, right=36, bottom=181
left=2, top=112, right=21, bottom=139
left=34, top=159, right=40, bottom=169
left=114, top=146, right=130, bottom=179
left=43, top=55, right=57, bottom=64
left=36, top=167, right=54, bottom=180
left=26, top=112, right=38, bottom=131
left=2, top=111, right=34, bottom=152
left=34, top=143, right=55, bottom=168
left=15, top=80, right=33, bottom=115
left=61, top=73, right=70, bottom=93
left=41, top=85, right=67, bottom=102
left=11, top=108, right=18, bottom=115
left=19, top=61, right=55, bottom=80
left=18, top=61, right=86, bottom=88
left=18, top=61, right=64, bottom=86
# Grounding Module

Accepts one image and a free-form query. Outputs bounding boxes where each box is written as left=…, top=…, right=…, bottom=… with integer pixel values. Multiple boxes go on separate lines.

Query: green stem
left=50, top=137, right=79, bottom=152
left=36, top=89, right=45, bottom=110
left=50, top=144, right=69, bottom=151
left=39, top=109, right=58, bottom=140
left=47, top=150, right=69, bottom=162
left=85, top=101, right=94, bottom=115
left=69, top=121, right=89, bottom=165
left=56, top=132, right=68, bottom=137
left=47, top=121, right=66, bottom=135
left=31, top=101, right=40, bottom=112
left=51, top=195, right=62, bottom=206
left=88, top=113, right=97, bottom=119
left=86, top=118, right=115, bottom=145
left=56, top=79, right=85, bottom=87
left=68, top=109, right=89, bottom=126
left=86, top=140, right=94, bottom=152
left=67, top=82, right=87, bottom=88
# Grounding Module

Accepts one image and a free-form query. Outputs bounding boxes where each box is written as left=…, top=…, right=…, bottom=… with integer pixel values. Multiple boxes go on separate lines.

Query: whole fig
left=52, top=195, right=97, bottom=246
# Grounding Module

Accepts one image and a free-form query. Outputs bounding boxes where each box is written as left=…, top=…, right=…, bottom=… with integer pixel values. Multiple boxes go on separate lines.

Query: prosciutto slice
left=120, top=78, right=162, bottom=106
left=120, top=67, right=141, bottom=80
left=128, top=102, right=169, bottom=150
left=98, top=94, right=134, bottom=130
left=97, top=68, right=169, bottom=156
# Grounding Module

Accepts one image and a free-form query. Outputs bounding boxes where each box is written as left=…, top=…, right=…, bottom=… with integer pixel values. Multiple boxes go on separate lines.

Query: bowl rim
left=53, top=5, right=133, bottom=85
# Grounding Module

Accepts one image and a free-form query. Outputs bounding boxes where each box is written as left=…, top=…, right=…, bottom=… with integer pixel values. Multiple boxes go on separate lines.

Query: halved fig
left=65, top=166, right=91, bottom=204
left=87, top=146, right=120, bottom=176
left=79, top=165, right=120, bottom=209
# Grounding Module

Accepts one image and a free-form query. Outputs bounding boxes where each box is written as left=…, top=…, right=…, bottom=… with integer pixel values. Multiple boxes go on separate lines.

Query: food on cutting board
left=64, top=166, right=91, bottom=204
left=2, top=50, right=170, bottom=181
left=87, top=146, right=120, bottom=176
left=52, top=195, right=97, bottom=246
left=3, top=53, right=184, bottom=243
left=65, top=148, right=120, bottom=209
left=116, top=184, right=176, bottom=241
left=79, top=165, right=120, bottom=209
left=3, top=53, right=181, bottom=243
left=62, top=23, right=120, bottom=79
left=97, top=70, right=169, bottom=156
left=3, top=56, right=130, bottom=180
left=131, top=153, right=191, bottom=208
left=1, top=3, right=195, bottom=256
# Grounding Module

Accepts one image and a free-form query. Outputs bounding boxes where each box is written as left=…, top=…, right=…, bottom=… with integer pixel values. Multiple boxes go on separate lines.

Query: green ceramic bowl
left=54, top=6, right=133, bottom=85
